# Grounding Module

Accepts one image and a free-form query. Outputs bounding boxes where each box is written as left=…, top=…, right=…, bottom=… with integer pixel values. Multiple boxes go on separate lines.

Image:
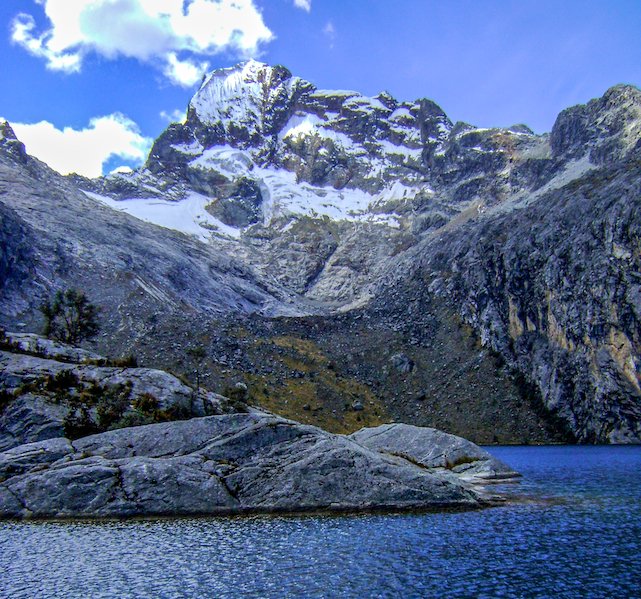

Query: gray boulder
left=4, top=332, right=104, bottom=363
left=390, top=352, right=414, bottom=373
left=1, top=349, right=226, bottom=415
left=0, top=413, right=485, bottom=519
left=0, top=394, right=67, bottom=452
left=350, top=423, right=520, bottom=483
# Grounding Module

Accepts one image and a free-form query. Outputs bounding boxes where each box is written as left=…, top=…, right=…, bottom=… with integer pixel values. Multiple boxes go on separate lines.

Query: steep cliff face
left=1, top=64, right=640, bottom=443
left=550, top=84, right=641, bottom=164
left=383, top=85, right=641, bottom=443
left=414, top=158, right=641, bottom=443
left=0, top=202, right=36, bottom=317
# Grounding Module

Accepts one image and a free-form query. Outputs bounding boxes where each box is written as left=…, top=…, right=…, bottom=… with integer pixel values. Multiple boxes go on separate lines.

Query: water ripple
left=1, top=446, right=640, bottom=598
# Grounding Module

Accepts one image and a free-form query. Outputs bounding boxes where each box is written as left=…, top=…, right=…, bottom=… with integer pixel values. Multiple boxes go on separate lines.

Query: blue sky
left=0, top=0, right=639, bottom=176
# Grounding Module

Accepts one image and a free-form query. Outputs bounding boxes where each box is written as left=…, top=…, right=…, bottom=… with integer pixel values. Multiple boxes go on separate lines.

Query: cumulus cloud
left=12, top=114, right=153, bottom=178
left=11, top=0, right=274, bottom=86
left=293, top=0, right=311, bottom=12
left=163, top=52, right=211, bottom=87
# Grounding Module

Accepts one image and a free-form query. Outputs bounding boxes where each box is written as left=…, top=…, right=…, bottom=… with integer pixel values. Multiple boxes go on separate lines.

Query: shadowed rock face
left=0, top=202, right=37, bottom=319
left=0, top=413, right=490, bottom=520
left=405, top=158, right=641, bottom=443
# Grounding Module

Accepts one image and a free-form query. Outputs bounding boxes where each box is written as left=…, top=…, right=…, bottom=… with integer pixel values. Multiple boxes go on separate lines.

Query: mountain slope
left=0, top=120, right=312, bottom=333
left=1, top=66, right=640, bottom=443
left=409, top=157, right=641, bottom=443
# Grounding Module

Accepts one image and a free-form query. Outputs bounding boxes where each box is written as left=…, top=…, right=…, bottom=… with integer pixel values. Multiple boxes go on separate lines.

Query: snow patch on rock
left=83, top=190, right=241, bottom=240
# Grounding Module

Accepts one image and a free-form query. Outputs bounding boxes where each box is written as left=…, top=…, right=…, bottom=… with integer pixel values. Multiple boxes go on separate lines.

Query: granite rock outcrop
left=0, top=412, right=496, bottom=519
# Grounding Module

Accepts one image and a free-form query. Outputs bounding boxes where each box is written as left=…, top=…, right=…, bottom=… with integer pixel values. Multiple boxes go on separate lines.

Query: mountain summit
left=79, top=62, right=641, bottom=243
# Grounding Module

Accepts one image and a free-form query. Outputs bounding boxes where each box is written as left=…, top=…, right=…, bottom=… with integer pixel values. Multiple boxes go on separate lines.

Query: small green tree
left=40, top=289, right=100, bottom=345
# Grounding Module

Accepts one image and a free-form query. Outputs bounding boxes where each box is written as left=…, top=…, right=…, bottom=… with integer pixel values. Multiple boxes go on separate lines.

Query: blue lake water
left=1, top=446, right=640, bottom=598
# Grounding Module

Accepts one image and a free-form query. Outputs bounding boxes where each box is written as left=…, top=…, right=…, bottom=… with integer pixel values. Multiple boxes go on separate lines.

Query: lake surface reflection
left=1, top=446, right=640, bottom=598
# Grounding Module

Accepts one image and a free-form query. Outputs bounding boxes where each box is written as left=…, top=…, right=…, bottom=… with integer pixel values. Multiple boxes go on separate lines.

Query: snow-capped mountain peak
left=76, top=63, right=641, bottom=250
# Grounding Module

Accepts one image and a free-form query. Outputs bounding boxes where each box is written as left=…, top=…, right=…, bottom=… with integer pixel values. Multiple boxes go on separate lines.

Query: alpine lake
left=1, top=445, right=640, bottom=598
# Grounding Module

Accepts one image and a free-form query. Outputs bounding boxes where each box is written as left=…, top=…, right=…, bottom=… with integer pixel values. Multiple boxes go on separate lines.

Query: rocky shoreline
left=0, top=334, right=518, bottom=520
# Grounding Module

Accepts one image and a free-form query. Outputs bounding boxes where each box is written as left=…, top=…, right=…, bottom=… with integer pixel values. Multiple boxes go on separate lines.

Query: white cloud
left=160, top=108, right=187, bottom=124
left=11, top=12, right=82, bottom=72
left=323, top=21, right=336, bottom=48
left=163, top=52, right=210, bottom=87
left=12, top=114, right=153, bottom=178
left=11, top=0, right=274, bottom=87
left=293, top=0, right=311, bottom=12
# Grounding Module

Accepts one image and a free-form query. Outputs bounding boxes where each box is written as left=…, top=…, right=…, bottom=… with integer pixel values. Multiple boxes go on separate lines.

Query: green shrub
left=96, top=383, right=132, bottom=430
left=82, top=358, right=108, bottom=366
left=132, top=392, right=160, bottom=416
left=63, top=406, right=99, bottom=439
left=45, top=370, right=79, bottom=393
left=112, top=411, right=154, bottom=429
left=156, top=404, right=190, bottom=422
left=40, top=289, right=100, bottom=345
left=76, top=381, right=104, bottom=407
left=15, top=381, right=40, bottom=397
left=223, top=382, right=249, bottom=403
left=0, top=328, right=16, bottom=352
left=111, top=354, right=138, bottom=368
left=221, top=383, right=250, bottom=413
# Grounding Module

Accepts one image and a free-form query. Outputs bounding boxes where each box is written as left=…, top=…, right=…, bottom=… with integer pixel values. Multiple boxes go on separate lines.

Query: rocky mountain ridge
left=76, top=63, right=641, bottom=308
left=1, top=62, right=640, bottom=443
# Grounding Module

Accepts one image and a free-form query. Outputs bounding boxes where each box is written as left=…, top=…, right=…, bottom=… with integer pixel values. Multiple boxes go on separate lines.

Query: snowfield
left=83, top=190, right=241, bottom=240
